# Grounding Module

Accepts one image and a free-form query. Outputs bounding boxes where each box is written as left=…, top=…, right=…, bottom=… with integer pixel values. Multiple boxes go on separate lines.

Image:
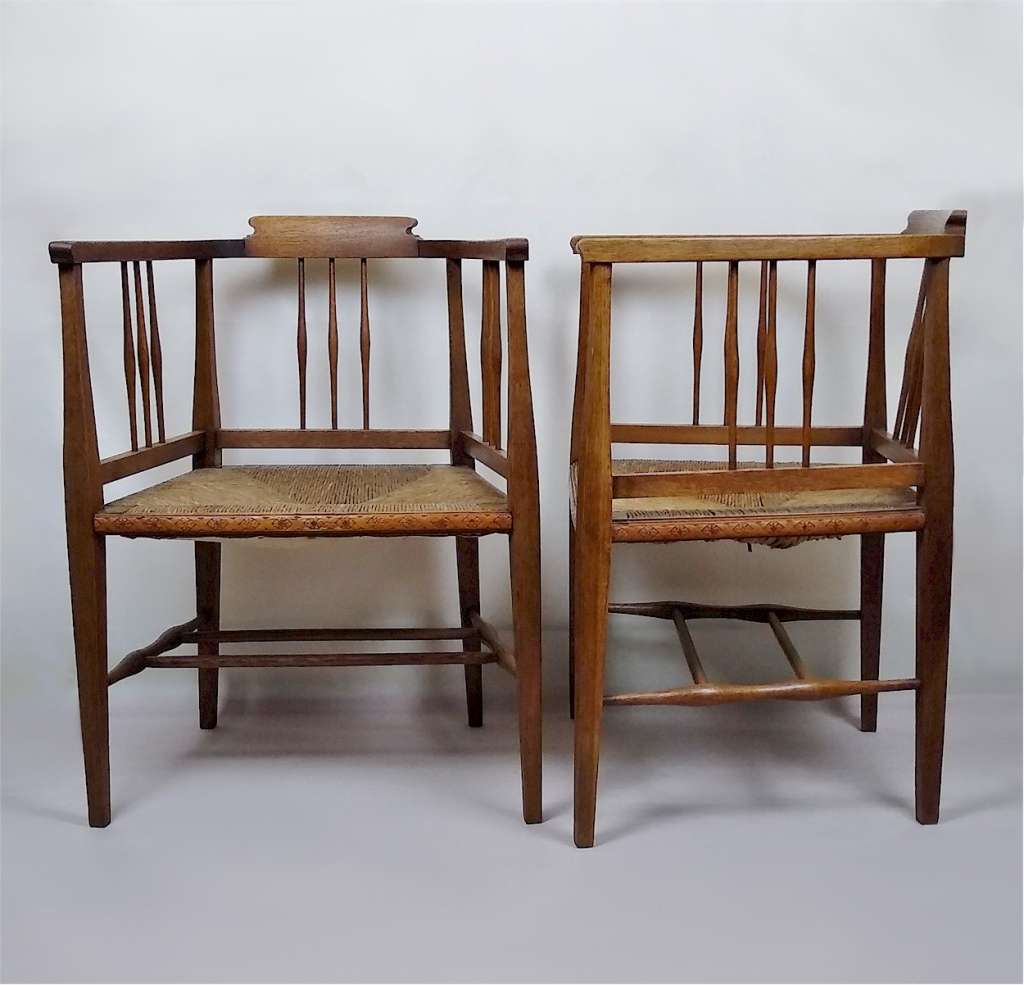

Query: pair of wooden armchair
left=51, top=211, right=965, bottom=848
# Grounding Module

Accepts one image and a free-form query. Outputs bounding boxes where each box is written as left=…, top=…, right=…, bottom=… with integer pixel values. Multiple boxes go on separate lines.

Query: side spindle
left=120, top=263, right=139, bottom=451
left=764, top=260, right=778, bottom=468
left=145, top=262, right=165, bottom=442
left=801, top=260, right=816, bottom=466
left=328, top=257, right=339, bottom=428
left=724, top=260, right=739, bottom=469
left=297, top=259, right=307, bottom=428
left=755, top=260, right=768, bottom=426
left=360, top=258, right=370, bottom=429
left=692, top=261, right=703, bottom=425
left=481, top=260, right=502, bottom=447
left=132, top=261, right=153, bottom=446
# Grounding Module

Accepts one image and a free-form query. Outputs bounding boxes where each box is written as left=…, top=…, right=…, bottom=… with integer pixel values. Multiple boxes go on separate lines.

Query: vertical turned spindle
left=692, top=261, right=703, bottom=425
left=481, top=260, right=502, bottom=447
left=132, top=261, right=153, bottom=446
left=360, top=258, right=370, bottom=429
left=764, top=260, right=778, bottom=468
left=120, top=263, right=139, bottom=451
left=724, top=260, right=739, bottom=469
left=755, top=260, right=768, bottom=426
left=801, top=260, right=816, bottom=467
left=145, top=262, right=165, bottom=443
left=896, top=263, right=931, bottom=447
left=297, top=259, right=307, bottom=429
left=327, top=257, right=339, bottom=429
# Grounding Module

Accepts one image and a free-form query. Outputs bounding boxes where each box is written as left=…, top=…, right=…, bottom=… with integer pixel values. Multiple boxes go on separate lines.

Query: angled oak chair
left=568, top=210, right=966, bottom=847
left=51, top=216, right=541, bottom=828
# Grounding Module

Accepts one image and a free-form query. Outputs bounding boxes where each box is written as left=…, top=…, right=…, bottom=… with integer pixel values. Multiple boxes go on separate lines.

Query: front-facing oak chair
left=569, top=210, right=966, bottom=847
left=52, top=216, right=541, bottom=827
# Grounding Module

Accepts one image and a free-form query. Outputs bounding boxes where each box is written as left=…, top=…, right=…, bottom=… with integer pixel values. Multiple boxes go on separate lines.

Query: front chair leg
left=455, top=536, right=483, bottom=727
left=573, top=533, right=610, bottom=848
left=195, top=542, right=221, bottom=730
left=69, top=533, right=110, bottom=827
left=509, top=527, right=542, bottom=823
left=914, top=524, right=952, bottom=824
left=860, top=533, right=885, bottom=731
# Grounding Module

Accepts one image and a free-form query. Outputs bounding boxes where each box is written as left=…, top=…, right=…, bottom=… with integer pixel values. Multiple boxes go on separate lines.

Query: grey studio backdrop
left=3, top=1, right=1020, bottom=702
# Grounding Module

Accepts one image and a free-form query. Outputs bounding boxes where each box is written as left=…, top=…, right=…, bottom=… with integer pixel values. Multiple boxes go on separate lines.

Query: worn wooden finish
left=107, top=619, right=200, bottom=685
left=573, top=261, right=613, bottom=848
left=767, top=612, right=810, bottom=679
left=801, top=260, right=816, bottom=466
left=328, top=257, right=339, bottom=428
left=915, top=258, right=954, bottom=823
left=672, top=611, right=707, bottom=684
left=60, top=262, right=110, bottom=827
left=724, top=260, right=740, bottom=468
left=54, top=216, right=540, bottom=828
left=692, top=261, right=703, bottom=424
left=186, top=626, right=473, bottom=643
left=610, top=600, right=861, bottom=622
left=132, top=262, right=154, bottom=447
left=481, top=260, right=502, bottom=448
left=611, top=423, right=862, bottom=446
left=246, top=215, right=420, bottom=258
left=360, top=258, right=371, bottom=428
left=608, top=507, right=925, bottom=544
left=145, top=263, right=166, bottom=442
left=765, top=260, right=779, bottom=467
left=861, top=259, right=888, bottom=731
left=571, top=232, right=966, bottom=263
left=605, top=677, right=918, bottom=707
left=119, top=263, right=139, bottom=450
left=755, top=261, right=768, bottom=426
left=460, top=432, right=508, bottom=477
left=99, top=431, right=205, bottom=483
left=217, top=428, right=450, bottom=449
left=569, top=211, right=965, bottom=845
left=611, top=461, right=923, bottom=498
left=297, top=258, right=308, bottom=428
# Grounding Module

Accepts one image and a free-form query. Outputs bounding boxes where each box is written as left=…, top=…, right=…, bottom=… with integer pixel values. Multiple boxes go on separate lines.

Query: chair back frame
left=52, top=216, right=537, bottom=525
left=569, top=210, right=965, bottom=519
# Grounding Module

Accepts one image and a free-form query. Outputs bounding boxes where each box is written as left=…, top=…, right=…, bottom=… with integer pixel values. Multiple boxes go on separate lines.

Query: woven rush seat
left=96, top=464, right=511, bottom=537
left=569, top=459, right=922, bottom=548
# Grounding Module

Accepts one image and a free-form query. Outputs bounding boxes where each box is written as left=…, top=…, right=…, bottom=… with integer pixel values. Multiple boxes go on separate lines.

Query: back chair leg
left=568, top=518, right=576, bottom=719
left=914, top=524, right=952, bottom=824
left=509, top=528, right=542, bottom=823
left=860, top=533, right=885, bottom=731
left=573, top=536, right=610, bottom=848
left=196, top=542, right=221, bottom=730
left=69, top=534, right=111, bottom=827
left=455, top=536, right=483, bottom=728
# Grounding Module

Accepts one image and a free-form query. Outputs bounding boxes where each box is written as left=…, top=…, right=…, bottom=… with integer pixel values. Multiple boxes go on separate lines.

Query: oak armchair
left=568, top=210, right=966, bottom=847
left=52, top=216, right=541, bottom=828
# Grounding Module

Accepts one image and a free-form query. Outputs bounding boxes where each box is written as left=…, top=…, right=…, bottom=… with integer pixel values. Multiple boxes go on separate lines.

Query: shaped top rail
left=570, top=210, right=966, bottom=263
left=50, top=216, right=529, bottom=264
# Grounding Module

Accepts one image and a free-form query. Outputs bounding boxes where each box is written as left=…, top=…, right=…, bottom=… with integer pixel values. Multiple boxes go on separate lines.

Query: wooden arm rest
left=418, top=239, right=529, bottom=262
left=49, top=240, right=246, bottom=264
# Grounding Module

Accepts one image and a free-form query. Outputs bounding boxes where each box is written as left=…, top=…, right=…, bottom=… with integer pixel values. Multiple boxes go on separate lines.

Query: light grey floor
left=2, top=637, right=1021, bottom=983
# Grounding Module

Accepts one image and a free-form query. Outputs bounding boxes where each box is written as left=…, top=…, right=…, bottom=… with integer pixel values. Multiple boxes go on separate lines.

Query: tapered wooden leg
left=568, top=517, right=576, bottom=719
left=573, top=533, right=610, bottom=848
left=69, top=533, right=110, bottom=827
left=455, top=536, right=483, bottom=728
left=914, top=524, right=952, bottom=824
left=860, top=533, right=884, bottom=732
left=509, top=528, right=542, bottom=823
left=196, top=542, right=221, bottom=730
